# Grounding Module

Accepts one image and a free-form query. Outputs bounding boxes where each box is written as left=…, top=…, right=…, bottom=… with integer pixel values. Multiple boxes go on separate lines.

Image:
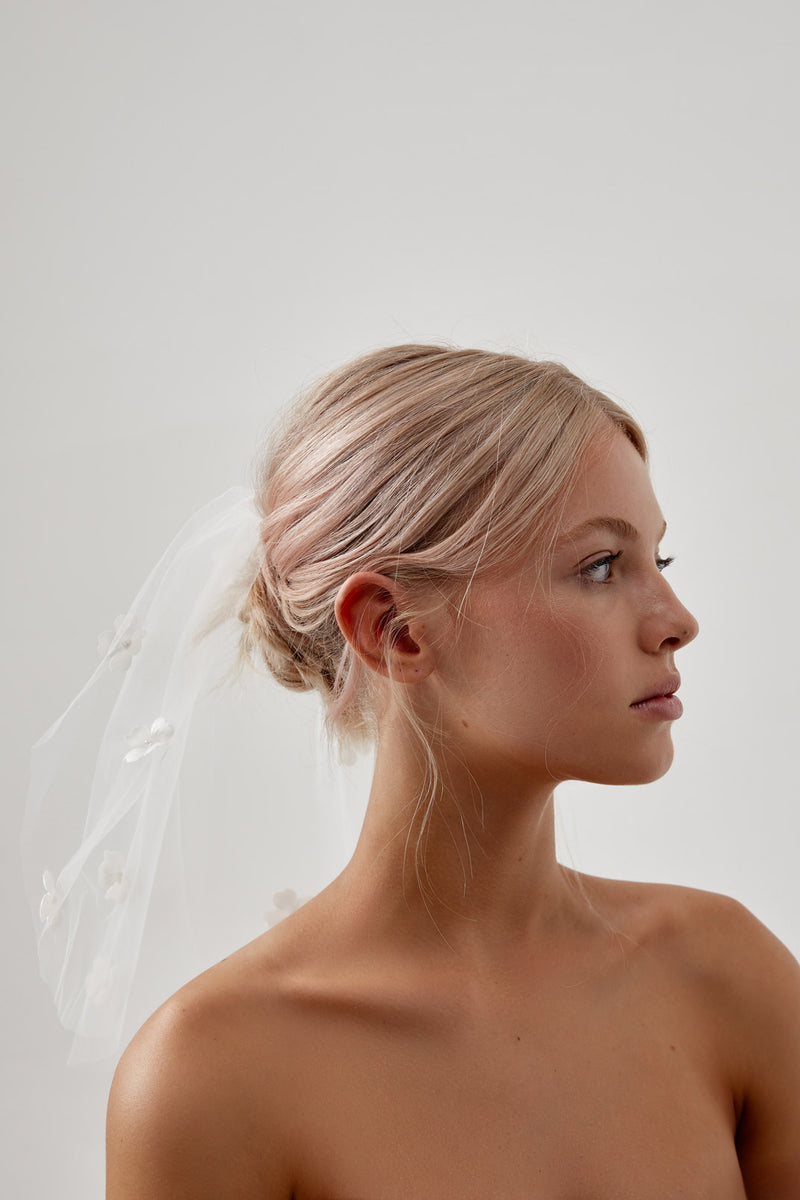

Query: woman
left=98, top=344, right=799, bottom=1195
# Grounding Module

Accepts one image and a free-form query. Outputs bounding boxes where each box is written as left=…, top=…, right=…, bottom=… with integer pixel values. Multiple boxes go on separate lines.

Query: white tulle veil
left=21, top=487, right=369, bottom=1064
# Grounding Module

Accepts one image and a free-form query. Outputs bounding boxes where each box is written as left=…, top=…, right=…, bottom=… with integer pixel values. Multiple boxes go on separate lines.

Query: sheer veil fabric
left=22, top=487, right=367, bottom=1064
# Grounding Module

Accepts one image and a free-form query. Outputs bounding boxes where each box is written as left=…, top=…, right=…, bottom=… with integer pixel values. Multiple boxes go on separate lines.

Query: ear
left=334, top=572, right=436, bottom=682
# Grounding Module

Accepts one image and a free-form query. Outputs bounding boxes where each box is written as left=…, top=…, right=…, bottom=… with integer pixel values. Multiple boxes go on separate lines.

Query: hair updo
left=237, top=344, right=646, bottom=745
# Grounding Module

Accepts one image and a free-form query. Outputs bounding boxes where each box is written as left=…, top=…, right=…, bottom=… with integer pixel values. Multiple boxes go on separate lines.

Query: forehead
left=556, top=432, right=663, bottom=540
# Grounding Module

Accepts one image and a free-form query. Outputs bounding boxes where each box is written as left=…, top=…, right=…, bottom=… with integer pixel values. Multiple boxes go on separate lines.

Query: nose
left=640, top=576, right=700, bottom=654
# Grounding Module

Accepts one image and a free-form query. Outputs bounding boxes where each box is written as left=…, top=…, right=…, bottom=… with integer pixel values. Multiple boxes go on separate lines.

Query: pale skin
left=107, top=432, right=800, bottom=1197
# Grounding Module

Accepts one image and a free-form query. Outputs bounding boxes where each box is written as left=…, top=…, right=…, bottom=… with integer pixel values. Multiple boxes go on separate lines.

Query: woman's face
left=438, top=431, right=699, bottom=790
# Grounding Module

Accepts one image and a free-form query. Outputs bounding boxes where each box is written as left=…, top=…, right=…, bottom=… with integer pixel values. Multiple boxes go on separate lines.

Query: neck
left=342, top=718, right=584, bottom=959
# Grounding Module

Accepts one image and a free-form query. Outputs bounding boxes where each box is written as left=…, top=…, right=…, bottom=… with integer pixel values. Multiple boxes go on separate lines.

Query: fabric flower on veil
left=39, top=870, right=63, bottom=928
left=97, top=851, right=128, bottom=902
left=97, top=613, right=144, bottom=670
left=264, top=889, right=309, bottom=927
left=123, top=717, right=174, bottom=763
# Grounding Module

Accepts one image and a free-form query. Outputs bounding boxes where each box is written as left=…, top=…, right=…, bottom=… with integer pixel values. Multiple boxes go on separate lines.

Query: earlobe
left=334, top=573, right=435, bottom=682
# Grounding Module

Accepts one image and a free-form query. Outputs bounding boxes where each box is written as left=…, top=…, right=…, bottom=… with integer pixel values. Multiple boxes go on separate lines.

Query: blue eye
left=581, top=551, right=622, bottom=583
left=581, top=551, right=675, bottom=584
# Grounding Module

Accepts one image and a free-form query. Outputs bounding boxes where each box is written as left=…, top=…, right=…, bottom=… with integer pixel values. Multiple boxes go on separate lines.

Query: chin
left=603, top=745, right=675, bottom=786
left=565, top=740, right=676, bottom=788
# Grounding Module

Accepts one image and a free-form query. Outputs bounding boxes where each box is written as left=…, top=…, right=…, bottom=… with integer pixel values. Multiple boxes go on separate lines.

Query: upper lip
left=631, top=673, right=681, bottom=705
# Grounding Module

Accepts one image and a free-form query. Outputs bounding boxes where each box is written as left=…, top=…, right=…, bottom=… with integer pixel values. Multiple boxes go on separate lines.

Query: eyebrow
left=558, top=515, right=668, bottom=544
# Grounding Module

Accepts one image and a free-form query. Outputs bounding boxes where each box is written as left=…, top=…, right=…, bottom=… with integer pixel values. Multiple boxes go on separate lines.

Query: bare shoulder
left=671, top=887, right=800, bottom=1196
left=107, top=938, right=300, bottom=1199
left=579, top=871, right=799, bottom=979
left=582, top=875, right=800, bottom=1197
left=590, top=874, right=800, bottom=1011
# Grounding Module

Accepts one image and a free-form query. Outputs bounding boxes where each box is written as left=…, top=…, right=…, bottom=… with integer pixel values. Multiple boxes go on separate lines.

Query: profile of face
left=434, top=431, right=700, bottom=791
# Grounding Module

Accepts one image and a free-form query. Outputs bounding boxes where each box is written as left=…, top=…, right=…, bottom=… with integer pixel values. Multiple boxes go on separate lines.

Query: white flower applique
left=85, top=957, right=124, bottom=1008
left=98, top=851, right=128, bottom=902
left=98, top=613, right=144, bottom=671
left=39, top=869, right=63, bottom=928
left=123, top=717, right=174, bottom=763
left=264, top=889, right=308, bottom=928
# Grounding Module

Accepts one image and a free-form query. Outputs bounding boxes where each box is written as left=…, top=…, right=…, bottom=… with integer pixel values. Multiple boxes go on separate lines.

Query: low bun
left=237, top=557, right=345, bottom=700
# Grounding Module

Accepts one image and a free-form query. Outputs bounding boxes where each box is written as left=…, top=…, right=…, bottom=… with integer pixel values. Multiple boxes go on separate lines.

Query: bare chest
left=283, top=983, right=744, bottom=1199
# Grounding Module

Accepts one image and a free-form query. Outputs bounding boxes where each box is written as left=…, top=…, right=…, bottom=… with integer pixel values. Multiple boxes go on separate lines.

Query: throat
left=344, top=757, right=581, bottom=957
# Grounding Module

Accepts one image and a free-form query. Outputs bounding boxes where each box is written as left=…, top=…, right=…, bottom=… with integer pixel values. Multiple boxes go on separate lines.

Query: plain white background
left=3, top=1, right=799, bottom=1193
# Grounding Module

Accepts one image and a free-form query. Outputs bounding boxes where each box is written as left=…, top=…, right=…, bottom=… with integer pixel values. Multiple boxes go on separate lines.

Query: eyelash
left=581, top=552, right=675, bottom=583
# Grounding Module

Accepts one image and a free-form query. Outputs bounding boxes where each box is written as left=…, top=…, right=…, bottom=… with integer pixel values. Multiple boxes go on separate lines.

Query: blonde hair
left=238, top=344, right=646, bottom=746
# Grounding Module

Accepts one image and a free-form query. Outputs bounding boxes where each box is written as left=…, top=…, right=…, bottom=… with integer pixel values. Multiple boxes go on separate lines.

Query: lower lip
left=630, top=694, right=683, bottom=720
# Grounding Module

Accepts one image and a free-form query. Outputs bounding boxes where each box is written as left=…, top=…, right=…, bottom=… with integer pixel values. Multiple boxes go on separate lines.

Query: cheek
left=516, top=614, right=610, bottom=708
left=447, top=591, right=616, bottom=727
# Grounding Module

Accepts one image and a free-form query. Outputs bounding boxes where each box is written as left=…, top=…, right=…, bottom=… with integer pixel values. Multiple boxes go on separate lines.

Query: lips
left=630, top=674, right=681, bottom=707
